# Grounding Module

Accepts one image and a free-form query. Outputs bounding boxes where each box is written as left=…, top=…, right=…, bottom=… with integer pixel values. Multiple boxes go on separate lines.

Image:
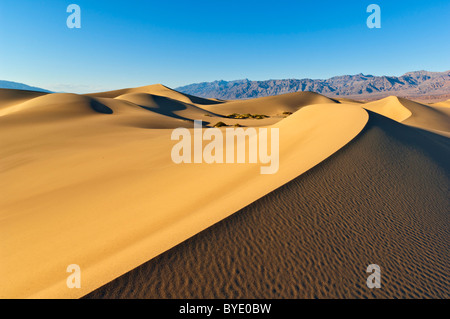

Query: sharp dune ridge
left=0, top=85, right=448, bottom=299
left=85, top=83, right=224, bottom=105
left=364, top=96, right=450, bottom=134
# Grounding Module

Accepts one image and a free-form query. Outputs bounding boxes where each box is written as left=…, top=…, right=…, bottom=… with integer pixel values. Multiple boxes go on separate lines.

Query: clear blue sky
left=0, top=0, right=449, bottom=93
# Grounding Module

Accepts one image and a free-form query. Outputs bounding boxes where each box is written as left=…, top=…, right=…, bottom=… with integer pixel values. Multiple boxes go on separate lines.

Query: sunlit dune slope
left=115, top=92, right=220, bottom=119
left=0, top=90, right=219, bottom=129
left=85, top=83, right=223, bottom=105
left=0, top=93, right=113, bottom=118
left=0, top=88, right=48, bottom=109
left=363, top=96, right=450, bottom=134
left=430, top=99, right=450, bottom=108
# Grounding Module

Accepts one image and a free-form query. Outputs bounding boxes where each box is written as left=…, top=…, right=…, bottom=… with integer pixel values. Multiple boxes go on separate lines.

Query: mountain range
left=0, top=80, right=51, bottom=93
left=176, top=71, right=450, bottom=102
left=2, top=70, right=449, bottom=103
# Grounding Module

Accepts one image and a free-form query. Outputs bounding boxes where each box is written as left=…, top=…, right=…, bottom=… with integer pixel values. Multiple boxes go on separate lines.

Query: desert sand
left=87, top=112, right=450, bottom=299
left=0, top=85, right=448, bottom=299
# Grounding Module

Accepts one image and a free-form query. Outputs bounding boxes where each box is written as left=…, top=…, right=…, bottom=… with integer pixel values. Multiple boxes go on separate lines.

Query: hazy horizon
left=3, top=69, right=449, bottom=95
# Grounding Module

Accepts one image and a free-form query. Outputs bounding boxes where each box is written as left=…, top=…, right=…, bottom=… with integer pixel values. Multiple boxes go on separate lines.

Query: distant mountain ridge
left=0, top=80, right=51, bottom=93
left=176, top=71, right=450, bottom=101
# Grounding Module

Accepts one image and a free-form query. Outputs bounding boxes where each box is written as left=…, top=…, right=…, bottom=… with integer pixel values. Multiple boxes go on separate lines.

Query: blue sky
left=0, top=0, right=449, bottom=93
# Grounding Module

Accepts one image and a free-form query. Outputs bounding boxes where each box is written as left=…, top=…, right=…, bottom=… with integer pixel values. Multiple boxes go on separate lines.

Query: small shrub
left=227, top=113, right=248, bottom=119
left=253, top=114, right=269, bottom=119
left=213, top=121, right=227, bottom=127
left=227, top=113, right=269, bottom=119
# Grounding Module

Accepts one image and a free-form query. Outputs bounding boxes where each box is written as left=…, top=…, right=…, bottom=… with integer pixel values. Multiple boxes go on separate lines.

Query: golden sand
left=0, top=86, right=448, bottom=298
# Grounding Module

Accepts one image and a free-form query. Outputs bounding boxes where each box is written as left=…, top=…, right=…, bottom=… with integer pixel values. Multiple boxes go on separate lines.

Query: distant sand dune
left=202, top=91, right=340, bottom=116
left=86, top=112, right=450, bottom=299
left=0, top=90, right=219, bottom=129
left=430, top=99, right=450, bottom=108
left=0, top=88, right=48, bottom=109
left=0, top=93, right=114, bottom=119
left=363, top=96, right=450, bottom=134
left=115, top=92, right=220, bottom=120
left=85, top=84, right=223, bottom=105
left=0, top=86, right=448, bottom=299
left=363, top=96, right=412, bottom=122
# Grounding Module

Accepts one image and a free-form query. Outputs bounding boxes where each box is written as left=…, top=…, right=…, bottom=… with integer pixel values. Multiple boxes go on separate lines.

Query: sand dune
left=86, top=84, right=223, bottom=105
left=363, top=96, right=413, bottom=122
left=0, top=88, right=367, bottom=298
left=201, top=91, right=339, bottom=116
left=0, top=90, right=222, bottom=129
left=363, top=96, right=450, bottom=134
left=0, top=93, right=114, bottom=119
left=115, top=92, right=220, bottom=119
left=1, top=86, right=448, bottom=299
left=430, top=99, right=450, bottom=108
left=86, top=111, right=450, bottom=299
left=0, top=88, right=48, bottom=109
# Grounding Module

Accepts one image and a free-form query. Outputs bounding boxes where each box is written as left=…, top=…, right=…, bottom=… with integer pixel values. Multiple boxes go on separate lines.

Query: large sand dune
left=0, top=88, right=367, bottom=298
left=86, top=112, right=450, bottom=299
left=0, top=87, right=448, bottom=299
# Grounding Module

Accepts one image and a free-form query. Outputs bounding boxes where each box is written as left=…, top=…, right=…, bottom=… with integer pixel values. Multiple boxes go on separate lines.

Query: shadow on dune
left=90, top=99, right=113, bottom=114
left=131, top=95, right=217, bottom=125
left=138, top=95, right=189, bottom=119
left=182, top=93, right=225, bottom=105
left=365, top=110, right=450, bottom=169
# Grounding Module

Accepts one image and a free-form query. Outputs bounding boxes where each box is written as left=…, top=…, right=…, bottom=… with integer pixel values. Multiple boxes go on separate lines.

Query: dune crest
left=0, top=93, right=114, bottom=118
left=363, top=96, right=412, bottom=122
left=86, top=84, right=223, bottom=105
